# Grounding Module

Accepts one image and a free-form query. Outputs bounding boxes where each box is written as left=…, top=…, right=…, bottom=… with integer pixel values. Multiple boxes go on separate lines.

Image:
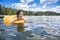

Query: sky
left=0, top=0, right=60, bottom=13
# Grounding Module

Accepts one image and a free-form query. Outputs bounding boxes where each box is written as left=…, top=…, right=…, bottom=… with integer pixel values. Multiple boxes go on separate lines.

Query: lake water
left=0, top=16, right=60, bottom=40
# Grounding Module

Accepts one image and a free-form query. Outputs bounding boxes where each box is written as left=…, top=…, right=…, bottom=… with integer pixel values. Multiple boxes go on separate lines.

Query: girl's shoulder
left=13, top=17, right=17, bottom=21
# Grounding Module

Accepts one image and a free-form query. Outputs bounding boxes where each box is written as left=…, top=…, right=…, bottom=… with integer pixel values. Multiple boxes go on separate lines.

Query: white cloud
left=42, top=4, right=47, bottom=8
left=40, top=0, right=59, bottom=11
left=40, top=0, right=59, bottom=4
left=11, top=2, right=37, bottom=11
left=47, top=6, right=60, bottom=13
left=11, top=3, right=29, bottom=9
left=11, top=0, right=37, bottom=11
left=28, top=6, right=60, bottom=13
left=32, top=3, right=36, bottom=6
left=11, top=3, right=60, bottom=13
left=20, top=0, right=34, bottom=4
left=11, top=0, right=60, bottom=13
left=11, top=0, right=36, bottom=10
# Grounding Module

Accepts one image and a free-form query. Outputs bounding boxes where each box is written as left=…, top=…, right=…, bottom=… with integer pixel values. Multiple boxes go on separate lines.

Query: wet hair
left=17, top=10, right=21, bottom=17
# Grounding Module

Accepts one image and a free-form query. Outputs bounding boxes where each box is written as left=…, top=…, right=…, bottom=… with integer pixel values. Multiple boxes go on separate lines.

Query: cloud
left=28, top=6, right=60, bottom=13
left=11, top=0, right=60, bottom=13
left=11, top=0, right=37, bottom=11
left=11, top=0, right=36, bottom=9
left=11, top=2, right=37, bottom=11
left=11, top=3, right=29, bottom=9
left=47, top=6, right=60, bottom=13
left=11, top=2, right=60, bottom=13
left=40, top=0, right=59, bottom=9
left=20, top=0, right=34, bottom=4
left=32, top=3, right=36, bottom=6
left=40, top=0, right=59, bottom=4
left=42, top=4, right=47, bottom=8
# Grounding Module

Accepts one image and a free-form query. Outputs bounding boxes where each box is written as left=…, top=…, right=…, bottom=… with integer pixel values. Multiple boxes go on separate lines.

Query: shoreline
left=0, top=15, right=60, bottom=18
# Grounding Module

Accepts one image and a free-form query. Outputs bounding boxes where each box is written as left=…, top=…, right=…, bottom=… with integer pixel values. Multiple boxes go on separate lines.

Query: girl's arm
left=22, top=18, right=26, bottom=23
left=10, top=17, right=17, bottom=25
left=23, top=18, right=26, bottom=23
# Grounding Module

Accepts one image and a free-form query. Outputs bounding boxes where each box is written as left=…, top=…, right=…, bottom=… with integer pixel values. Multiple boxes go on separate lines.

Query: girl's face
left=18, top=11, right=23, bottom=18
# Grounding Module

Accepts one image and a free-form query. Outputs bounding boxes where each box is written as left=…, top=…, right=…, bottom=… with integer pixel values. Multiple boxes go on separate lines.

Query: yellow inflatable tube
left=3, top=15, right=25, bottom=26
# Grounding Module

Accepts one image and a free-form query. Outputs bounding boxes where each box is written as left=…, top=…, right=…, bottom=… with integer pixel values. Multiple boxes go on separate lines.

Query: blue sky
left=0, top=0, right=60, bottom=13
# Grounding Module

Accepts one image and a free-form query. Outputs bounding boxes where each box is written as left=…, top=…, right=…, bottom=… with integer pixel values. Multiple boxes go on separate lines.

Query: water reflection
left=0, top=16, right=60, bottom=40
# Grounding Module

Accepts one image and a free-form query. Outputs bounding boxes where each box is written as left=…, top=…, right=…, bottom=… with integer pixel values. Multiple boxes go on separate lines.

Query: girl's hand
left=10, top=17, right=17, bottom=25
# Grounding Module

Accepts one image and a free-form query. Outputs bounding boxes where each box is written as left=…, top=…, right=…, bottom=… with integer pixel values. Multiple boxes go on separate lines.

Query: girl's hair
left=17, top=10, right=21, bottom=17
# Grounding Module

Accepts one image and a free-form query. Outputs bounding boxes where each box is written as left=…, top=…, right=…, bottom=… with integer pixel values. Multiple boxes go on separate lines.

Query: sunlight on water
left=0, top=16, right=60, bottom=40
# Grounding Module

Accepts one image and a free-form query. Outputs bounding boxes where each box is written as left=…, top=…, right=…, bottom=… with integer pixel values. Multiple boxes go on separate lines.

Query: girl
left=10, top=10, right=26, bottom=32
